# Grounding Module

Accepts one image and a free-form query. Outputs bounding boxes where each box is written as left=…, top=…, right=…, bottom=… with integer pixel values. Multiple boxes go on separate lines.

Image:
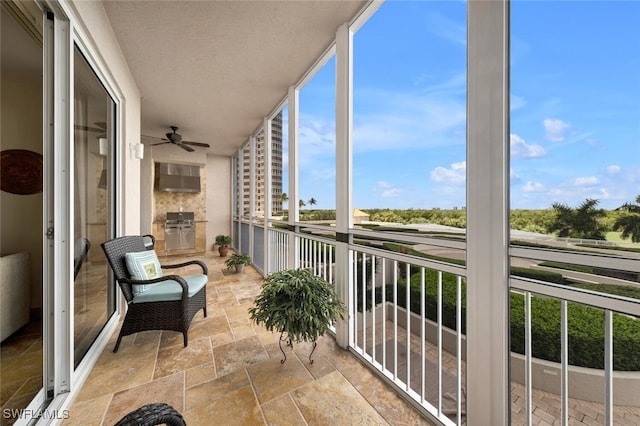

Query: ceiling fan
left=150, top=126, right=210, bottom=152
left=75, top=121, right=107, bottom=138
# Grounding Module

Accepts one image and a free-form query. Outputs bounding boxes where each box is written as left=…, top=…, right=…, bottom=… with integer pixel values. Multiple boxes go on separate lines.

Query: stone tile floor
left=62, top=252, right=432, bottom=426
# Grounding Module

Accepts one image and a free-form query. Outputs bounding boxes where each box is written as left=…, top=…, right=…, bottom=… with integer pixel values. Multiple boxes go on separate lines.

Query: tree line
left=276, top=193, right=640, bottom=243
left=364, top=195, right=640, bottom=242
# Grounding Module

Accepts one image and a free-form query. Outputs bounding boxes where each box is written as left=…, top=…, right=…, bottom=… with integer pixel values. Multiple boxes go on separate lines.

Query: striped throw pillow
left=125, top=250, right=163, bottom=294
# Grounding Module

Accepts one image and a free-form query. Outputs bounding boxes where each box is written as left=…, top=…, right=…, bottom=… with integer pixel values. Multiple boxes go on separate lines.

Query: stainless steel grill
left=164, top=212, right=195, bottom=251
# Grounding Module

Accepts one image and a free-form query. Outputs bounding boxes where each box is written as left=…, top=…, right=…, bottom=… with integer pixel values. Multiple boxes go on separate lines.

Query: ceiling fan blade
left=143, top=135, right=169, bottom=142
left=177, top=143, right=195, bottom=152
left=74, top=124, right=104, bottom=133
left=182, top=141, right=210, bottom=148
left=94, top=121, right=107, bottom=130
left=150, top=141, right=169, bottom=146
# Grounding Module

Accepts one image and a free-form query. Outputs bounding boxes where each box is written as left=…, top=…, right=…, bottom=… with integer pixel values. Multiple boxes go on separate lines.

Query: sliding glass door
left=0, top=1, right=46, bottom=421
left=72, top=46, right=116, bottom=367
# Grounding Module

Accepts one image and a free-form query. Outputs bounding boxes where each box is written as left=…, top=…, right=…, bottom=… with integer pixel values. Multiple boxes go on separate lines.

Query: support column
left=334, top=23, right=353, bottom=349
left=287, top=86, right=299, bottom=269
left=466, top=0, right=510, bottom=424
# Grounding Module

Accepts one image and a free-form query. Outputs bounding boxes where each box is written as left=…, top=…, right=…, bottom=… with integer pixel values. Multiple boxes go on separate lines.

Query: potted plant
left=225, top=252, right=251, bottom=273
left=248, top=268, right=346, bottom=364
left=215, top=234, right=232, bottom=257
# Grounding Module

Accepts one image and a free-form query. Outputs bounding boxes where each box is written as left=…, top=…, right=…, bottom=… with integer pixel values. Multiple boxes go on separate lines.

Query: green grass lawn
left=606, top=231, right=630, bottom=242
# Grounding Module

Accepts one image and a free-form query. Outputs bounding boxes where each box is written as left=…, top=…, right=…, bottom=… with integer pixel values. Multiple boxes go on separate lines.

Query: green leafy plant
left=225, top=253, right=251, bottom=271
left=248, top=268, right=346, bottom=344
left=215, top=235, right=232, bottom=246
left=215, top=234, right=232, bottom=257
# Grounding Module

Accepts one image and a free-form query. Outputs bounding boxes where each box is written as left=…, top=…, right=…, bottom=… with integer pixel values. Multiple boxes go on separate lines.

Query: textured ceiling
left=103, top=0, right=368, bottom=157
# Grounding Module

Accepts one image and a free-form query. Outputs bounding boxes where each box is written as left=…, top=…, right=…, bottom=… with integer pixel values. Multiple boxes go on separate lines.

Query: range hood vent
left=155, top=163, right=201, bottom=193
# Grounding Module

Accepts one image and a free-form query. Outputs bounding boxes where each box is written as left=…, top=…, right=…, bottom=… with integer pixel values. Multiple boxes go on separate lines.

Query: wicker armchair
left=114, top=402, right=185, bottom=426
left=101, top=235, right=207, bottom=352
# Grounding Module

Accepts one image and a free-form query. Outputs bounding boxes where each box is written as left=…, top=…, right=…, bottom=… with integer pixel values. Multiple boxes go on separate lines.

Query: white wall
left=206, top=154, right=231, bottom=249
left=66, top=0, right=142, bottom=236
left=0, top=76, right=43, bottom=311
left=139, top=146, right=153, bottom=235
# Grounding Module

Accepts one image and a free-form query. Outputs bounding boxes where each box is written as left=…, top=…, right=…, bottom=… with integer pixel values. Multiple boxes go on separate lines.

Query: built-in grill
left=164, top=212, right=195, bottom=251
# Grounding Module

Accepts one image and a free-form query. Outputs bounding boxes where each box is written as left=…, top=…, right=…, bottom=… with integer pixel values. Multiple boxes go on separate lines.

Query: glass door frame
left=14, top=0, right=124, bottom=420
left=64, top=0, right=123, bottom=391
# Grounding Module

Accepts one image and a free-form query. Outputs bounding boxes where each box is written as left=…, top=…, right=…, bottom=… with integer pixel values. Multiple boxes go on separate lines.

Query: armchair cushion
left=125, top=250, right=163, bottom=294
left=132, top=274, right=208, bottom=304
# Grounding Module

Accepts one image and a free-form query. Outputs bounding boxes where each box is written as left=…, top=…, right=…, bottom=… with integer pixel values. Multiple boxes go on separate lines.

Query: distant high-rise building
left=241, top=112, right=283, bottom=217
left=270, top=112, right=283, bottom=214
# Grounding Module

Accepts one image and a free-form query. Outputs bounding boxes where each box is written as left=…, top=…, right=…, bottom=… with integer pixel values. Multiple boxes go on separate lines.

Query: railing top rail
left=296, top=231, right=337, bottom=246
left=351, top=227, right=467, bottom=251
left=350, top=243, right=467, bottom=277
left=511, top=277, right=640, bottom=317
left=296, top=222, right=338, bottom=233
left=510, top=246, right=640, bottom=273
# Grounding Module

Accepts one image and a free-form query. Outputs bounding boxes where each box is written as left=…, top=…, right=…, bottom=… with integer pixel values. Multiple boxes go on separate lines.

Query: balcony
left=62, top=252, right=431, bottom=425
left=61, top=239, right=640, bottom=425
left=2, top=1, right=639, bottom=424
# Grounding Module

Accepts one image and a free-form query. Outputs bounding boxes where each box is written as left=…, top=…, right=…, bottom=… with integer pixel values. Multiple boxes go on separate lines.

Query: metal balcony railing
left=260, top=224, right=640, bottom=426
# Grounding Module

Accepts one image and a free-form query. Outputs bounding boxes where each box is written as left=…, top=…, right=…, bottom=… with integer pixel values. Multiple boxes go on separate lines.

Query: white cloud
left=522, top=181, right=545, bottom=192
left=586, top=138, right=601, bottom=149
left=430, top=161, right=466, bottom=185
left=543, top=118, right=571, bottom=142
left=311, top=167, right=335, bottom=181
left=605, top=165, right=621, bottom=174
left=510, top=95, right=526, bottom=111
left=424, top=11, right=466, bottom=46
left=352, top=77, right=466, bottom=152
left=510, top=168, right=520, bottom=180
left=373, top=181, right=403, bottom=198
left=573, top=176, right=599, bottom=186
left=597, top=188, right=611, bottom=200
left=510, top=133, right=546, bottom=159
left=296, top=117, right=336, bottom=166
left=299, top=118, right=334, bottom=151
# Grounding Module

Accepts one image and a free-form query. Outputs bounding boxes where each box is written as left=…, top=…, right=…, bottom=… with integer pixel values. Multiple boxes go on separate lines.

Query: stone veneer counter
left=151, top=221, right=207, bottom=257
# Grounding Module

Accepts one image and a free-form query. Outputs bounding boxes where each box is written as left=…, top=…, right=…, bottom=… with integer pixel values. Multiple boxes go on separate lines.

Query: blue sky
left=286, top=0, right=639, bottom=211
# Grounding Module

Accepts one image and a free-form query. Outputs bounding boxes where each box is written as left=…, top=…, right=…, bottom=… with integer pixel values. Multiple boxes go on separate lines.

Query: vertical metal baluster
left=354, top=250, right=359, bottom=351
left=406, top=262, right=411, bottom=391
left=394, top=259, right=398, bottom=380
left=323, top=242, right=327, bottom=281
left=382, top=258, right=387, bottom=371
left=604, top=309, right=613, bottom=426
left=371, top=255, right=376, bottom=365
left=437, top=270, right=443, bottom=415
left=561, top=300, right=568, bottom=426
left=362, top=253, right=367, bottom=356
left=525, top=292, right=532, bottom=426
left=456, top=276, right=462, bottom=426
left=421, top=267, right=426, bottom=404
